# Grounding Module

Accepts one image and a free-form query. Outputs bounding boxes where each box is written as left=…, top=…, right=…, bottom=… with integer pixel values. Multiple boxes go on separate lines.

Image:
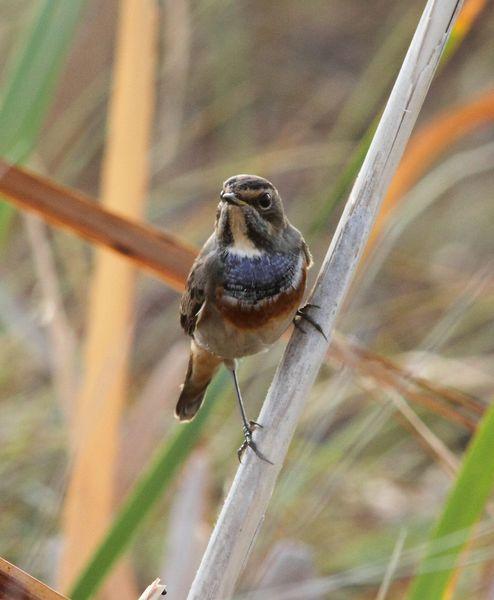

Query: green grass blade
left=69, top=370, right=229, bottom=600
left=407, top=404, right=494, bottom=599
left=0, top=0, right=87, bottom=240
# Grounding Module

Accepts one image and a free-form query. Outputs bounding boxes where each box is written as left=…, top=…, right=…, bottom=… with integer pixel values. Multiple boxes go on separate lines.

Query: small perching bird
left=176, top=174, right=322, bottom=461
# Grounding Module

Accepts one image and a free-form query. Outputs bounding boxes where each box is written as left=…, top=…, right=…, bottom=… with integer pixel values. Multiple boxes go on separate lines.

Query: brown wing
left=180, top=272, right=205, bottom=336
left=180, top=234, right=218, bottom=336
left=284, top=223, right=313, bottom=270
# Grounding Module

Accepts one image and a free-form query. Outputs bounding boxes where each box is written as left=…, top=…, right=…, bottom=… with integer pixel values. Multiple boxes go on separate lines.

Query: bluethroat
left=176, top=174, right=323, bottom=462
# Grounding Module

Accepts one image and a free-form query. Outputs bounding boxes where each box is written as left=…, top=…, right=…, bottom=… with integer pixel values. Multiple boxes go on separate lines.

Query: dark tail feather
left=175, top=341, right=222, bottom=422
left=175, top=385, right=209, bottom=422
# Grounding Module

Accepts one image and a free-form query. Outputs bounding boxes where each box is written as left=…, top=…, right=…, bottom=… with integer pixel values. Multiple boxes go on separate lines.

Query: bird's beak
left=220, top=191, right=240, bottom=205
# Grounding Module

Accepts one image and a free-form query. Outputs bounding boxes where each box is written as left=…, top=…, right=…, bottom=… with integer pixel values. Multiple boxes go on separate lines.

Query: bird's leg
left=229, top=362, right=273, bottom=464
left=294, top=303, right=327, bottom=340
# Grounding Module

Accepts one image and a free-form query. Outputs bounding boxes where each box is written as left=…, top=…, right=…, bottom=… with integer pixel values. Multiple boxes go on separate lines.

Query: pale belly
left=193, top=300, right=298, bottom=359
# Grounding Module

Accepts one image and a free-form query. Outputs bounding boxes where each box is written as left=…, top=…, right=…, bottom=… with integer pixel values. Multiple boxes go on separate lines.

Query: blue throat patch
left=222, top=251, right=299, bottom=303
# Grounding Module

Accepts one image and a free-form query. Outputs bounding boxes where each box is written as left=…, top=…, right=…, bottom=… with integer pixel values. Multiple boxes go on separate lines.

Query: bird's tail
left=175, top=340, right=223, bottom=422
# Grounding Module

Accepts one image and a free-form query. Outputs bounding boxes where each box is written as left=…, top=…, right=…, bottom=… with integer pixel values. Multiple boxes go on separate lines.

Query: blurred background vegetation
left=1, top=0, right=494, bottom=598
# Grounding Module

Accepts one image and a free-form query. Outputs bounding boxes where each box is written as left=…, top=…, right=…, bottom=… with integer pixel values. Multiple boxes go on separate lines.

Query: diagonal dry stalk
left=0, top=157, right=195, bottom=291
left=188, top=1, right=463, bottom=597
left=333, top=335, right=484, bottom=417
left=330, top=335, right=482, bottom=431
left=0, top=556, right=68, bottom=600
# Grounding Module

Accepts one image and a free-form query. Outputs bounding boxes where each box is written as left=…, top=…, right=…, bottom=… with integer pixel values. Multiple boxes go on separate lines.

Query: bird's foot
left=294, top=304, right=327, bottom=340
left=237, top=421, right=273, bottom=464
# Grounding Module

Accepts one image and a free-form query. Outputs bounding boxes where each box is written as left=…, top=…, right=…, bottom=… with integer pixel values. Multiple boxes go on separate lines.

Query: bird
left=176, top=174, right=323, bottom=462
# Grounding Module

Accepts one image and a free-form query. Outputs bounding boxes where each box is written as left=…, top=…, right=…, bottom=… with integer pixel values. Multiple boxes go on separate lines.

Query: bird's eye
left=258, top=192, right=272, bottom=210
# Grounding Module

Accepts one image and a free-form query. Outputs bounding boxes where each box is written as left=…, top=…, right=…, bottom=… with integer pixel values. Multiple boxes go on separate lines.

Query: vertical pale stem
left=59, top=0, right=157, bottom=591
left=24, top=214, right=76, bottom=413
left=188, top=0, right=463, bottom=598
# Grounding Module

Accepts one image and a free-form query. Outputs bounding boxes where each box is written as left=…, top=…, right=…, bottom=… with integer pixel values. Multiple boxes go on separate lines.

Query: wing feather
left=179, top=234, right=218, bottom=336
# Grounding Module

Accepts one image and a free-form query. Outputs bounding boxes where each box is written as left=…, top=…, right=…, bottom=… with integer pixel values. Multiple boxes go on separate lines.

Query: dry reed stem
left=0, top=556, right=67, bottom=600
left=59, top=0, right=157, bottom=592
left=188, top=1, right=463, bottom=597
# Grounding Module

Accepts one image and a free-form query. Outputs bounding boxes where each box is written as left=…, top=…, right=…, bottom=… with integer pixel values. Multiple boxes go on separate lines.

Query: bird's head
left=215, top=174, right=287, bottom=252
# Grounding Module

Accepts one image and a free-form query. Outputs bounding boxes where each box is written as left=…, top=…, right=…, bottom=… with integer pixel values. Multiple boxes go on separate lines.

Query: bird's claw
left=304, top=303, right=321, bottom=310
left=295, top=304, right=327, bottom=340
left=237, top=423, right=273, bottom=464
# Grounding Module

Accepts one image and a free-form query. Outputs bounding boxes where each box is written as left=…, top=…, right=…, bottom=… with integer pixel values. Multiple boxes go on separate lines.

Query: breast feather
left=217, top=256, right=306, bottom=330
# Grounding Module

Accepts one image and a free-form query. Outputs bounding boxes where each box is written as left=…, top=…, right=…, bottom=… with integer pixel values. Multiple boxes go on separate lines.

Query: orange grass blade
left=59, top=0, right=158, bottom=593
left=0, top=556, right=68, bottom=600
left=367, top=88, right=494, bottom=250
left=0, top=158, right=194, bottom=292
left=445, top=0, right=487, bottom=58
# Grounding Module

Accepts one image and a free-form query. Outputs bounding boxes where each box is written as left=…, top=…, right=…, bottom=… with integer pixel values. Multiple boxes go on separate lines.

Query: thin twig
left=24, top=214, right=77, bottom=414
left=375, top=529, right=408, bottom=600
left=385, top=389, right=460, bottom=477
left=188, top=1, right=463, bottom=597
left=331, top=336, right=479, bottom=431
